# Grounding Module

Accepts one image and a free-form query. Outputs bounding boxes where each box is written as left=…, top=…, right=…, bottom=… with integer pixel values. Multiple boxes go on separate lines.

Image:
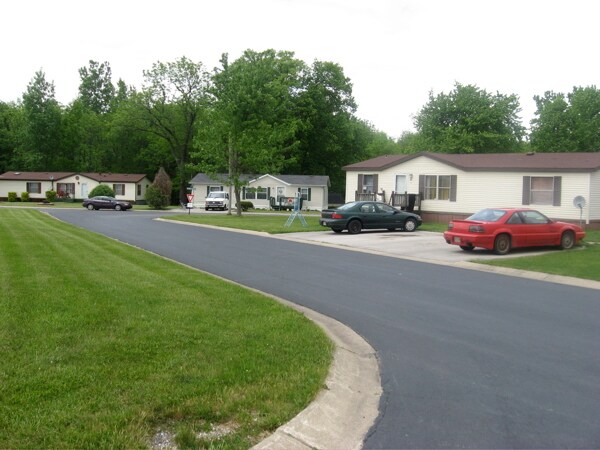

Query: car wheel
left=347, top=219, right=362, bottom=234
left=560, top=230, right=575, bottom=250
left=87, top=204, right=95, bottom=211
left=460, top=245, right=475, bottom=251
left=403, top=218, right=417, bottom=232
left=115, top=204, right=122, bottom=211
left=332, top=228, right=343, bottom=233
left=493, top=234, right=511, bottom=255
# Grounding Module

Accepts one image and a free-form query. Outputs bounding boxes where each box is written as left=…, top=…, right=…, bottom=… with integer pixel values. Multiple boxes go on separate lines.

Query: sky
left=2, top=0, right=599, bottom=138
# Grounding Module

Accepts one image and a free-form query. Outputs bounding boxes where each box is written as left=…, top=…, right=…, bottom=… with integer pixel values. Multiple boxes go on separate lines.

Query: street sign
left=186, top=194, right=194, bottom=203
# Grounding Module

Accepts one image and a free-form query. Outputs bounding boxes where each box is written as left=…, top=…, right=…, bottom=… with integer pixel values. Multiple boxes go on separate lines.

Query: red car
left=443, top=208, right=585, bottom=255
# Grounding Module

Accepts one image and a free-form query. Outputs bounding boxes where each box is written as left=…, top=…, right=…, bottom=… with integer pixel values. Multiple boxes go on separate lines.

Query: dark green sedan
left=320, top=201, right=422, bottom=234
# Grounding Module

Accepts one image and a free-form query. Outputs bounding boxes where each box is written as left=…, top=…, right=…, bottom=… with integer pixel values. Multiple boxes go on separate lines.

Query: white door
left=395, top=175, right=407, bottom=194
left=81, top=183, right=89, bottom=198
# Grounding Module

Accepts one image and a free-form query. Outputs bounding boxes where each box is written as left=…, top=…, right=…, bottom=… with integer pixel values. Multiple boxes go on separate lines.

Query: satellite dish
left=573, top=196, right=586, bottom=209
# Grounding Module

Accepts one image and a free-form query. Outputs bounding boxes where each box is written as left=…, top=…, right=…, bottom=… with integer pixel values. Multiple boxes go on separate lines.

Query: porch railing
left=389, top=192, right=421, bottom=212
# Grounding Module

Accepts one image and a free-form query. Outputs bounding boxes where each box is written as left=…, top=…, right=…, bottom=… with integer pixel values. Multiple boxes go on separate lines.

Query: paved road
left=47, top=209, right=600, bottom=449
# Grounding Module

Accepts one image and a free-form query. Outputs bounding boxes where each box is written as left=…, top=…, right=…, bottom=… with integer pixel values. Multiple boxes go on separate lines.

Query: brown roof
left=343, top=152, right=600, bottom=172
left=0, top=171, right=148, bottom=182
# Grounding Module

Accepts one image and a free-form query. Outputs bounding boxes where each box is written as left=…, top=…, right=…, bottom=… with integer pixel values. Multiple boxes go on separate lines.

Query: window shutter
left=308, top=188, right=312, bottom=201
left=357, top=174, right=364, bottom=192
left=522, top=176, right=531, bottom=205
left=242, top=187, right=246, bottom=199
left=418, top=175, right=425, bottom=196
left=450, top=175, right=457, bottom=202
left=553, top=176, right=562, bottom=206
left=220, top=185, right=223, bottom=191
left=373, top=175, right=379, bottom=193
left=267, top=187, right=271, bottom=198
left=206, top=186, right=210, bottom=196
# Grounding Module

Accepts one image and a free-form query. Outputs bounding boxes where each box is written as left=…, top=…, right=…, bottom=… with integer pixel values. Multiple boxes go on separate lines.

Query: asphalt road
left=47, top=209, right=600, bottom=449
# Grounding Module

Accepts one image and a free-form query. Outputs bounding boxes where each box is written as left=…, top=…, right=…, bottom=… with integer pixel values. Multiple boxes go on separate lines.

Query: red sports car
left=443, top=208, right=586, bottom=255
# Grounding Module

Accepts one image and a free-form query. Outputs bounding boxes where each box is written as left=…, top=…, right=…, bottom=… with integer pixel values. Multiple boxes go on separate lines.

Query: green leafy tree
left=131, top=57, right=211, bottom=203
left=530, top=86, right=600, bottom=151
left=78, top=60, right=115, bottom=114
left=88, top=184, right=115, bottom=197
left=414, top=82, right=525, bottom=153
left=152, top=166, right=172, bottom=202
left=0, top=101, right=24, bottom=173
left=193, top=50, right=304, bottom=215
left=16, top=70, right=63, bottom=170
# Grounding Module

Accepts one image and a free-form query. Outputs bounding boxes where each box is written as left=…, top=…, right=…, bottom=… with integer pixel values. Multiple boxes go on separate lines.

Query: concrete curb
left=252, top=299, right=381, bottom=450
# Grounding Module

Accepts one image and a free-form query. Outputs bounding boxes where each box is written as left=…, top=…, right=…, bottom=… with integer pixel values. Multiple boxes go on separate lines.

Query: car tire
left=460, top=245, right=475, bottom=251
left=332, top=228, right=343, bottom=233
left=403, top=218, right=417, bottom=232
left=87, top=204, right=95, bottom=211
left=115, top=204, right=122, bottom=211
left=560, top=230, right=575, bottom=250
left=493, top=234, right=511, bottom=255
left=347, top=220, right=362, bottom=234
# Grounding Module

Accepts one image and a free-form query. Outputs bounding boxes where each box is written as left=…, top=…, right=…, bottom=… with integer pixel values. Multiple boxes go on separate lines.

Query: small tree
left=45, top=190, right=57, bottom=202
left=88, top=184, right=115, bottom=197
left=146, top=167, right=172, bottom=209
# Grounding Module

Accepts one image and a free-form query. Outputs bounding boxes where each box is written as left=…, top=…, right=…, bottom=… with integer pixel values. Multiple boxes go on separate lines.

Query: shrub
left=88, top=184, right=115, bottom=198
left=21, top=192, right=29, bottom=202
left=145, top=185, right=169, bottom=209
left=45, top=190, right=57, bottom=202
left=240, top=201, right=253, bottom=212
left=153, top=167, right=172, bottom=200
left=8, top=192, right=17, bottom=202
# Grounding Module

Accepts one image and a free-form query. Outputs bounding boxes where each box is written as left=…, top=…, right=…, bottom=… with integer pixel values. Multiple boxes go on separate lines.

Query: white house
left=343, top=152, right=600, bottom=228
left=0, top=171, right=151, bottom=202
left=189, top=173, right=330, bottom=211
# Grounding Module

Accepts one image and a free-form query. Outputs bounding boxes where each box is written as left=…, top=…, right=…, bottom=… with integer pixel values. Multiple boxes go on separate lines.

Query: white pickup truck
left=205, top=191, right=230, bottom=211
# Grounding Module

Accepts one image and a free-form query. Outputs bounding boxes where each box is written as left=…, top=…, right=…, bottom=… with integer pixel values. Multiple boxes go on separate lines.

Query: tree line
left=1, top=51, right=598, bottom=202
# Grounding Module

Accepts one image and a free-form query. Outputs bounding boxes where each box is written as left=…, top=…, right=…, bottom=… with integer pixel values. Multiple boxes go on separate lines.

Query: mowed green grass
left=0, top=209, right=333, bottom=448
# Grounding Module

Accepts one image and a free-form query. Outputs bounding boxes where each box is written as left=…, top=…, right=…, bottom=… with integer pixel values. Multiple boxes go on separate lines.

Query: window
left=298, top=187, right=311, bottom=201
left=137, top=184, right=142, bottom=196
left=420, top=175, right=457, bottom=201
left=362, top=175, right=374, bottom=193
left=26, top=182, right=41, bottom=194
left=57, top=183, right=75, bottom=197
left=424, top=175, right=437, bottom=200
left=244, top=187, right=267, bottom=200
left=438, top=176, right=451, bottom=200
left=523, top=176, right=561, bottom=206
left=256, top=187, right=267, bottom=200
left=113, top=184, right=125, bottom=196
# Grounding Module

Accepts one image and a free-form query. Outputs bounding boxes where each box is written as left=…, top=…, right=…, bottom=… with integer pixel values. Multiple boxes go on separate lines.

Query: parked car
left=82, top=196, right=132, bottom=211
left=320, top=201, right=422, bottom=234
left=205, top=191, right=229, bottom=211
left=443, top=208, right=585, bottom=255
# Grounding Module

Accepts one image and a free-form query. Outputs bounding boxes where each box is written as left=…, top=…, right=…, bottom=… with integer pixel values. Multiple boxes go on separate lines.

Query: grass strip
left=0, top=209, right=333, bottom=448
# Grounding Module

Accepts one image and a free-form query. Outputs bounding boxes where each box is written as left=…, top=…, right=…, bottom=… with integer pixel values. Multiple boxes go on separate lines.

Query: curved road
left=47, top=209, right=600, bottom=449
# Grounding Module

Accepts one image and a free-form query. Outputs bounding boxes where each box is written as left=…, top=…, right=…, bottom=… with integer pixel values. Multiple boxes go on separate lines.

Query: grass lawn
left=0, top=209, right=333, bottom=448
left=168, top=212, right=446, bottom=234
left=477, top=230, right=600, bottom=282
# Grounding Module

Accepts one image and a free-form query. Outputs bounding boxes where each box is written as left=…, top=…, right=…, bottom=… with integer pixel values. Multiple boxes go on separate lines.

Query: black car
left=320, top=201, right=422, bottom=234
left=82, top=196, right=132, bottom=211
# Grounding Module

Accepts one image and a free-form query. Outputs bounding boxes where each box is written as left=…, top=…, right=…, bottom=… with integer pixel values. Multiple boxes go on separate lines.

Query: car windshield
left=207, top=192, right=225, bottom=198
left=467, top=209, right=507, bottom=222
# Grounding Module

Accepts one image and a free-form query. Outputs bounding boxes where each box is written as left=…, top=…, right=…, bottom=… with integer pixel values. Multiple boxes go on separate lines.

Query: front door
left=395, top=175, right=407, bottom=194
left=81, top=183, right=88, bottom=199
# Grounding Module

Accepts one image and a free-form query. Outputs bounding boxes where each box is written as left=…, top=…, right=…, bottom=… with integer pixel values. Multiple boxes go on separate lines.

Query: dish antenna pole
left=573, top=196, right=586, bottom=228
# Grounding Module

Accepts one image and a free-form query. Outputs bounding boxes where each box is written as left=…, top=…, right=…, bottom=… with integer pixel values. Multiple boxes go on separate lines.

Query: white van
left=205, top=191, right=230, bottom=211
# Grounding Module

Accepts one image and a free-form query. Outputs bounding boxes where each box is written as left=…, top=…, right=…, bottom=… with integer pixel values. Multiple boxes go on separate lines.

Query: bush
left=21, top=192, right=29, bottom=202
left=88, top=184, right=115, bottom=198
left=240, top=201, right=253, bottom=212
left=45, top=190, right=57, bottom=202
left=145, top=185, right=169, bottom=209
left=8, top=192, right=17, bottom=202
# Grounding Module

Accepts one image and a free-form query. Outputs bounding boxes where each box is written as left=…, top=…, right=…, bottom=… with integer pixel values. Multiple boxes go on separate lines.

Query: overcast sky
left=2, top=0, right=599, bottom=138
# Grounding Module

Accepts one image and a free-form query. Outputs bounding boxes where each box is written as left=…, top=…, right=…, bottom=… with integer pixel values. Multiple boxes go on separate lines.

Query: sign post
left=186, top=194, right=194, bottom=214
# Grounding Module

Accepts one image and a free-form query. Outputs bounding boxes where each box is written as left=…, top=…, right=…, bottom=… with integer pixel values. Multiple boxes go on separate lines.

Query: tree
left=88, top=184, right=115, bottom=197
left=414, top=83, right=525, bottom=153
left=78, top=60, right=115, bottom=114
left=153, top=166, right=172, bottom=201
left=530, top=86, right=600, bottom=151
left=132, top=57, right=211, bottom=203
left=0, top=101, right=23, bottom=173
left=193, top=50, right=304, bottom=215
left=145, top=167, right=172, bottom=209
left=16, top=70, right=63, bottom=170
